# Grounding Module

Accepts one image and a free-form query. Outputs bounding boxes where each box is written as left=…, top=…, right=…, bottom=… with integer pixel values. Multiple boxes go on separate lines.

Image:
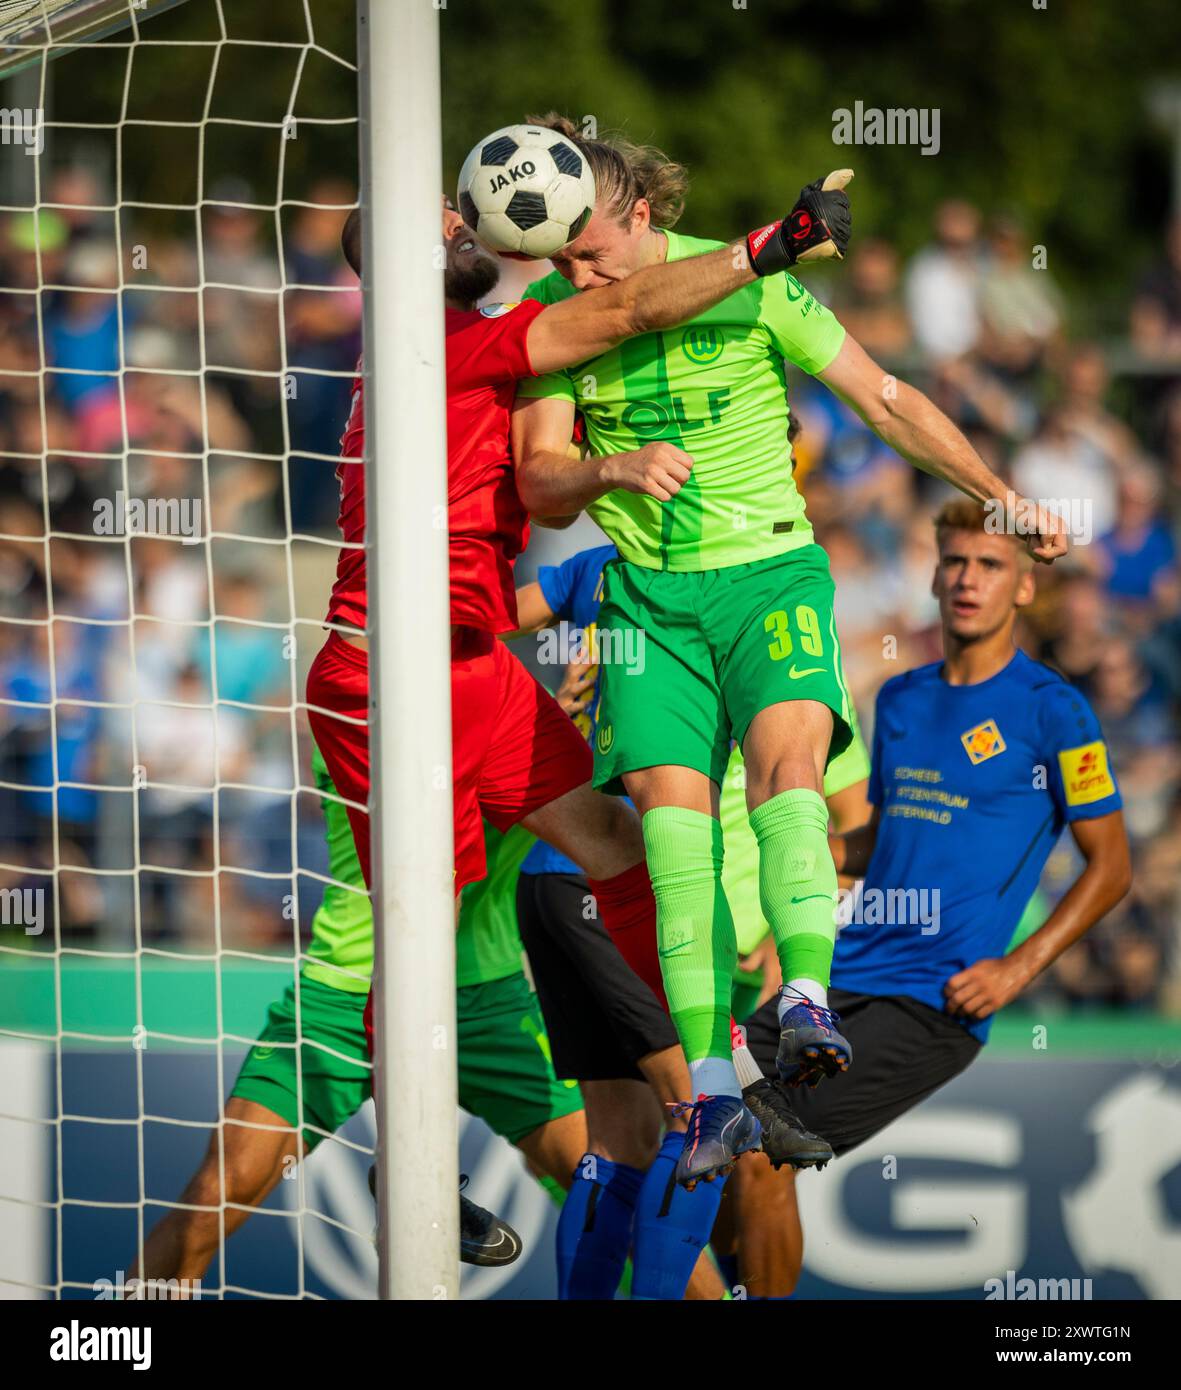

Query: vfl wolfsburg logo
left=681, top=327, right=723, bottom=363
left=596, top=723, right=615, bottom=755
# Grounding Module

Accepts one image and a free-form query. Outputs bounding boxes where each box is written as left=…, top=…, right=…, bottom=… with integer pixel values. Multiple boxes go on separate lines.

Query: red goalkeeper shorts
left=306, top=629, right=591, bottom=893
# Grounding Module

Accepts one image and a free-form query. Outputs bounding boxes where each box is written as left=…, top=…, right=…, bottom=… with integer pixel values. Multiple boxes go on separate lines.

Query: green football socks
left=749, top=788, right=837, bottom=989
left=642, top=806, right=736, bottom=1065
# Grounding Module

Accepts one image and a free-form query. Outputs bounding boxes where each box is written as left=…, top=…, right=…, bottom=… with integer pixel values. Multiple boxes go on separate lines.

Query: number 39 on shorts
left=764, top=604, right=823, bottom=662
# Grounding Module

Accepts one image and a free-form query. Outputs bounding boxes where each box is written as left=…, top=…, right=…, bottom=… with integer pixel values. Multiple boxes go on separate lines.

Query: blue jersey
left=521, top=544, right=618, bottom=876
left=832, top=649, right=1122, bottom=1041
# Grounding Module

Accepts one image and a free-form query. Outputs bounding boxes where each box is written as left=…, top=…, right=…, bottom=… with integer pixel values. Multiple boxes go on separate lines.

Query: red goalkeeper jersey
left=325, top=297, right=546, bottom=635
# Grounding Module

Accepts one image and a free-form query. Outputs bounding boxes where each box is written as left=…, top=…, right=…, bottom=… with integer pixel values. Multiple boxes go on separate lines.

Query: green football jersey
left=453, top=820, right=535, bottom=988
left=304, top=744, right=534, bottom=992
left=303, top=743, right=373, bottom=993
left=518, top=229, right=846, bottom=572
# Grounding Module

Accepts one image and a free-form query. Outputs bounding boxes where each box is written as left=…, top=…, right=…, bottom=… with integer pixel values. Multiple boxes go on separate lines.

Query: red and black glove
left=747, top=169, right=854, bottom=277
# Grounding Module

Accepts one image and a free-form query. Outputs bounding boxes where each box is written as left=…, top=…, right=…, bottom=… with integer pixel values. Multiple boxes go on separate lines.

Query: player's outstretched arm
left=524, top=170, right=854, bottom=377
left=819, top=334, right=1069, bottom=564
left=525, top=241, right=754, bottom=375
left=944, top=810, right=1132, bottom=1021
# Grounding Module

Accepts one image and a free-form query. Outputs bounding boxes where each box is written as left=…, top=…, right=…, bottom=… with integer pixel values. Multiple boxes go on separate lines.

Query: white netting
left=0, top=0, right=372, bottom=1299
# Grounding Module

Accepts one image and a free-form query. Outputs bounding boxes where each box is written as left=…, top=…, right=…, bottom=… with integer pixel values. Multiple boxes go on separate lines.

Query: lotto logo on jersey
left=1059, top=741, right=1115, bottom=806
left=479, top=301, right=518, bottom=318
left=961, top=718, right=1006, bottom=765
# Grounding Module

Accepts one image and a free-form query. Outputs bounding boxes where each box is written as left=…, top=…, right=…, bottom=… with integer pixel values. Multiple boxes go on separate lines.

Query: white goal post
left=356, top=0, right=458, bottom=1300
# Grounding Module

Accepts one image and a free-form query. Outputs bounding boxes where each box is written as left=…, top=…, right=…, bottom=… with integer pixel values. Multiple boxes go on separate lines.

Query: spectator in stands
left=44, top=241, right=123, bottom=412
left=200, top=178, right=282, bottom=450
left=829, top=236, right=911, bottom=358
left=1038, top=570, right=1115, bottom=687
left=135, top=661, right=248, bottom=938
left=283, top=178, right=362, bottom=530
left=1130, top=217, right=1181, bottom=361
left=1089, top=638, right=1179, bottom=843
left=46, top=166, right=107, bottom=249
left=1011, top=406, right=1119, bottom=540
left=1049, top=894, right=1166, bottom=1011
left=199, top=571, right=289, bottom=709
left=0, top=602, right=105, bottom=876
left=929, top=352, right=1037, bottom=442
left=1096, top=463, right=1180, bottom=629
left=977, top=214, right=1063, bottom=379
left=904, top=198, right=984, bottom=361
left=1058, top=341, right=1143, bottom=476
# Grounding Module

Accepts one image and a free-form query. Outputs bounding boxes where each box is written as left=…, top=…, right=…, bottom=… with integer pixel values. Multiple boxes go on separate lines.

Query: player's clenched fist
left=747, top=169, right=854, bottom=276
left=1022, top=499, right=1070, bottom=564
left=603, top=441, right=694, bottom=502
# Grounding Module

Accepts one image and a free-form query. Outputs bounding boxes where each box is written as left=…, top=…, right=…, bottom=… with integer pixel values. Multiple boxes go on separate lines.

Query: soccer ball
left=457, top=124, right=596, bottom=260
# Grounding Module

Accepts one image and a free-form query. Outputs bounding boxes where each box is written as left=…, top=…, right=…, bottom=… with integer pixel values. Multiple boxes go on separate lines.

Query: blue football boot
left=670, top=1094, right=763, bottom=1189
left=775, top=987, right=852, bottom=1087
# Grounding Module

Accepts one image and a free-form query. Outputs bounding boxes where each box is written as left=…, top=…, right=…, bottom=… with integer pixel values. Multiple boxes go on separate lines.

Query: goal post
left=0, top=0, right=192, bottom=80
left=356, top=0, right=458, bottom=1300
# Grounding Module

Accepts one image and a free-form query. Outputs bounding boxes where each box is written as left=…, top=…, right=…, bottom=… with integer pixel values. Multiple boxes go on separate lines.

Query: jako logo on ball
left=457, top=124, right=595, bottom=260
left=486, top=160, right=537, bottom=192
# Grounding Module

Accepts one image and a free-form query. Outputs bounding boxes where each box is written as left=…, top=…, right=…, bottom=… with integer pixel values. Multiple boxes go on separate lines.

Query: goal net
left=0, top=0, right=408, bottom=1300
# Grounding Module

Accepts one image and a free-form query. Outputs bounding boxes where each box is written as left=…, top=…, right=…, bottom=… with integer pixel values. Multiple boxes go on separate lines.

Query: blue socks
left=631, top=1131, right=727, bottom=1300
left=556, top=1153, right=644, bottom=1300
left=556, top=1137, right=731, bottom=1300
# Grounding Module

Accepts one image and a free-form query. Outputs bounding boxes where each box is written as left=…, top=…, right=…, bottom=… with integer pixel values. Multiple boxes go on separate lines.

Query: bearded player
left=305, top=170, right=854, bottom=1088
left=511, top=117, right=1069, bottom=1185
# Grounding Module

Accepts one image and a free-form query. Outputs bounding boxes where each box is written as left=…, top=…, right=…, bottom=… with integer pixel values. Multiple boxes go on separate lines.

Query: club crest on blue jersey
left=960, top=718, right=1006, bottom=765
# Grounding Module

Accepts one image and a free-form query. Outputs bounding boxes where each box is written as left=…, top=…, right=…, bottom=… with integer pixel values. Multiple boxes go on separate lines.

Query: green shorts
left=231, top=972, right=582, bottom=1149
left=455, top=971, right=583, bottom=1143
left=231, top=975, right=371, bottom=1149
left=593, top=544, right=854, bottom=794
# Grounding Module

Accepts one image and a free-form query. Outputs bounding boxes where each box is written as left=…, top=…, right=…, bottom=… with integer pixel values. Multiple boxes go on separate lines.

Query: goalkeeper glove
left=747, top=169, right=854, bottom=277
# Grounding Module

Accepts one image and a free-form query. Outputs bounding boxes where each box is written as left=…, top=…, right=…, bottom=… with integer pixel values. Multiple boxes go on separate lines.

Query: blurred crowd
left=0, top=166, right=361, bottom=951
left=1, top=177, right=1178, bottom=1016
left=796, top=199, right=1181, bottom=1015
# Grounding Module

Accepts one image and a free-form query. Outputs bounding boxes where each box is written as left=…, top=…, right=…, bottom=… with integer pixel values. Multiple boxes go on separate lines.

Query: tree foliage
left=60, top=0, right=1178, bottom=327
